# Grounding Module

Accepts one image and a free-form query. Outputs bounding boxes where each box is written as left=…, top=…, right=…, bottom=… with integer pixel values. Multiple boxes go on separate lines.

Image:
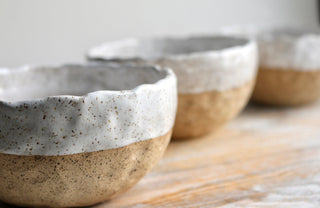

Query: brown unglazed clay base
left=0, top=130, right=172, bottom=208
left=173, top=81, right=255, bottom=139
left=252, top=68, right=320, bottom=106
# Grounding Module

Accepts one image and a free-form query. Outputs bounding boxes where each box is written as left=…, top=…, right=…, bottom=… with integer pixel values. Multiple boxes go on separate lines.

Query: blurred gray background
left=0, top=0, right=318, bottom=67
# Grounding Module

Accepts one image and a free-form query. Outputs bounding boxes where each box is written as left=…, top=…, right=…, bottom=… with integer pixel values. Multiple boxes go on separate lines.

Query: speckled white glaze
left=0, top=64, right=177, bottom=156
left=88, top=36, right=258, bottom=94
left=220, top=26, right=320, bottom=70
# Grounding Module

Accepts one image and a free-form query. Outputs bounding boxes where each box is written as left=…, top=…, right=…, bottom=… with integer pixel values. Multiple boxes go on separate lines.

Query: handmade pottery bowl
left=88, top=36, right=258, bottom=139
left=0, top=64, right=177, bottom=207
left=220, top=26, right=320, bottom=106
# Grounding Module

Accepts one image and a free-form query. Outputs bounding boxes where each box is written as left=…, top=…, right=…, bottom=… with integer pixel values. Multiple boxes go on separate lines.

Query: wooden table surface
left=1, top=102, right=320, bottom=208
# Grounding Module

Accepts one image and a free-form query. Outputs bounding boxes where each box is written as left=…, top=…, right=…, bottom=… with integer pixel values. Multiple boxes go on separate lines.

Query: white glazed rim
left=219, top=25, right=320, bottom=39
left=258, top=27, right=320, bottom=44
left=219, top=25, right=320, bottom=71
left=87, top=35, right=254, bottom=61
left=0, top=63, right=176, bottom=106
left=0, top=63, right=177, bottom=156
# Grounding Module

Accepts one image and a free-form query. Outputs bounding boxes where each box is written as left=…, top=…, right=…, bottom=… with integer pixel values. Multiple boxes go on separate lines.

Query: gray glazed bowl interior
left=88, top=36, right=250, bottom=61
left=0, top=64, right=167, bottom=102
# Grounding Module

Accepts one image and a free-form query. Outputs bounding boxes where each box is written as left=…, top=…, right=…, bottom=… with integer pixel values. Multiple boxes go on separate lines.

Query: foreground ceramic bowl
left=221, top=26, right=320, bottom=106
left=88, top=36, right=258, bottom=139
left=0, top=64, right=177, bottom=207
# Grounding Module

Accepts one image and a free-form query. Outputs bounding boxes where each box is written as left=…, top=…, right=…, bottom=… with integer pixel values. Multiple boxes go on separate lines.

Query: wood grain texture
left=1, top=101, right=320, bottom=208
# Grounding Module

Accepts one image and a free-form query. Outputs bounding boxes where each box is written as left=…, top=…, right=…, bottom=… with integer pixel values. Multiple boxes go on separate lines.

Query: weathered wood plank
left=95, top=101, right=320, bottom=208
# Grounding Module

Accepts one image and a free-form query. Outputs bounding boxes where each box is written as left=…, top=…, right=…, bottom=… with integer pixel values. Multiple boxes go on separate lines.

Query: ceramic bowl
left=88, top=36, right=258, bottom=139
left=0, top=64, right=177, bottom=207
left=220, top=26, right=320, bottom=106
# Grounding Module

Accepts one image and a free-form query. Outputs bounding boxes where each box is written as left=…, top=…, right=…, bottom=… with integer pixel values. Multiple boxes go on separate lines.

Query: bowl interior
left=90, top=36, right=249, bottom=60
left=0, top=65, right=167, bottom=102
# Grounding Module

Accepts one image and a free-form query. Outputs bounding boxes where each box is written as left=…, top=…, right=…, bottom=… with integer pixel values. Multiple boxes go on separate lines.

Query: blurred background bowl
left=88, top=36, right=258, bottom=139
left=221, top=26, right=320, bottom=106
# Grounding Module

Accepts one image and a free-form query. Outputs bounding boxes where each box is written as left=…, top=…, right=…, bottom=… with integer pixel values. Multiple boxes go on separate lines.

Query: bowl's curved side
left=0, top=65, right=177, bottom=156
left=173, top=80, right=255, bottom=139
left=152, top=40, right=258, bottom=93
left=252, top=68, right=320, bottom=105
left=0, top=129, right=172, bottom=208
